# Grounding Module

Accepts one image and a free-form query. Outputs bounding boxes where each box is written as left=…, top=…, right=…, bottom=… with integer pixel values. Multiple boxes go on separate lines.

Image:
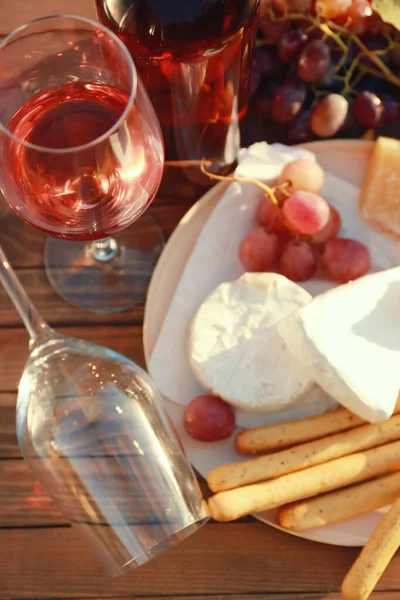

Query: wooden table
left=0, top=2, right=399, bottom=599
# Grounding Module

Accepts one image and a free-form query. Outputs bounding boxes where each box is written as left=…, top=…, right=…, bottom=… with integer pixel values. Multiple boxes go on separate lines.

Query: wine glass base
left=44, top=213, right=165, bottom=314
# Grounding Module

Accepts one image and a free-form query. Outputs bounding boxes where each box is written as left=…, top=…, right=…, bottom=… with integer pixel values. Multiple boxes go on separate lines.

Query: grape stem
left=319, top=22, right=348, bottom=53
left=351, top=35, right=400, bottom=87
left=200, top=160, right=279, bottom=204
left=261, top=10, right=400, bottom=91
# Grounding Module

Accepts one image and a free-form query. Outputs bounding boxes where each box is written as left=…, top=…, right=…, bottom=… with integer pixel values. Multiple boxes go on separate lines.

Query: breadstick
left=341, top=498, right=400, bottom=600
left=208, top=439, right=400, bottom=522
left=208, top=414, right=400, bottom=492
left=279, top=471, right=400, bottom=531
left=235, top=407, right=366, bottom=455
left=236, top=398, right=400, bottom=456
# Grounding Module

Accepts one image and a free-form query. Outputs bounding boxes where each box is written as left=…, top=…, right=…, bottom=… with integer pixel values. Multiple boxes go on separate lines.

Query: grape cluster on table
left=246, top=0, right=400, bottom=145
left=239, top=158, right=371, bottom=283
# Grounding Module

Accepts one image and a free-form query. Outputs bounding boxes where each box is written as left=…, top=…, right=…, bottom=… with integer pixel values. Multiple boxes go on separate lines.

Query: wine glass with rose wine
left=0, top=15, right=164, bottom=313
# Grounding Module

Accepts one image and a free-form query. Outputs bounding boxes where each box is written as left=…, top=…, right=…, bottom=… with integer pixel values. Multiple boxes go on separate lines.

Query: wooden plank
left=6, top=592, right=397, bottom=600
left=0, top=394, right=17, bottom=457
left=0, top=459, right=211, bottom=526
left=0, top=204, right=190, bottom=269
left=0, top=326, right=145, bottom=392
left=0, top=524, right=392, bottom=597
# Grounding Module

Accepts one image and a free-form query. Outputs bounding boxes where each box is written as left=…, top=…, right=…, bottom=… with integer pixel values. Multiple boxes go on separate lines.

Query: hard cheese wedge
left=278, top=267, right=400, bottom=423
left=359, top=137, right=400, bottom=240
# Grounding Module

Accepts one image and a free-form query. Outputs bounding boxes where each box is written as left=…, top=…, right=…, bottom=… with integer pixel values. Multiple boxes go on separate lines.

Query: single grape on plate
left=183, top=395, right=236, bottom=442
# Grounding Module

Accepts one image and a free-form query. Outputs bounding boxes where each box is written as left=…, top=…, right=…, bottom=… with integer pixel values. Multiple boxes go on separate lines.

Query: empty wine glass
left=0, top=15, right=165, bottom=314
left=0, top=244, right=208, bottom=576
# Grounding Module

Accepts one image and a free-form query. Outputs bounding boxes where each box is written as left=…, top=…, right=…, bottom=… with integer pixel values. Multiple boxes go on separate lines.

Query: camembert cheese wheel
left=188, top=272, right=315, bottom=413
left=359, top=137, right=400, bottom=240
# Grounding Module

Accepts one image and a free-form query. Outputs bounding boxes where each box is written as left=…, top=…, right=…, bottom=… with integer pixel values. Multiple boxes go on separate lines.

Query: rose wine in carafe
left=95, top=0, right=260, bottom=194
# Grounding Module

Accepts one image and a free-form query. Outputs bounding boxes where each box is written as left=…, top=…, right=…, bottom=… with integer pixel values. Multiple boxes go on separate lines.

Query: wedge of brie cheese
left=188, top=272, right=315, bottom=412
left=278, top=266, right=400, bottom=423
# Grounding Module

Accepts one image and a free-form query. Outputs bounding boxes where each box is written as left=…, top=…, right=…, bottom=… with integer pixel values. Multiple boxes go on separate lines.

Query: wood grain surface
left=0, top=1, right=399, bottom=600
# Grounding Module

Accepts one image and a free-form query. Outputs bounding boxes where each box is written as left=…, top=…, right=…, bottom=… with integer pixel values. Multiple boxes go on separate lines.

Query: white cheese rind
left=278, top=267, right=400, bottom=423
left=188, top=272, right=315, bottom=412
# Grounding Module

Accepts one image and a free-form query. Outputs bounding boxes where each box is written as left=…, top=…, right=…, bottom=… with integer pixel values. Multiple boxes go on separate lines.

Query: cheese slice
left=278, top=267, right=400, bottom=423
left=188, top=272, right=315, bottom=412
left=359, top=137, right=400, bottom=240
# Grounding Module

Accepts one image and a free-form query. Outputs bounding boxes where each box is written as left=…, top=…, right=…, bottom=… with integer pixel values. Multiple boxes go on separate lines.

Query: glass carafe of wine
left=95, top=0, right=260, bottom=195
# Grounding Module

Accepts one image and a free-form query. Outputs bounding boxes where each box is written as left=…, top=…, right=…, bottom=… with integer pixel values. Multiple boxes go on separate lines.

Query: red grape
left=279, top=240, right=317, bottom=282
left=259, top=18, right=290, bottom=44
left=353, top=91, right=383, bottom=128
left=183, top=395, right=235, bottom=442
left=254, top=48, right=284, bottom=78
left=249, top=62, right=261, bottom=98
left=364, top=11, right=384, bottom=34
left=379, top=94, right=399, bottom=126
left=350, top=0, right=373, bottom=33
left=320, top=238, right=371, bottom=283
left=275, top=0, right=312, bottom=10
left=282, top=191, right=330, bottom=235
left=274, top=188, right=288, bottom=204
left=287, top=0, right=313, bottom=9
left=239, top=227, right=280, bottom=271
left=256, top=197, right=288, bottom=233
left=390, top=46, right=400, bottom=70
left=253, top=93, right=273, bottom=119
left=288, top=110, right=312, bottom=144
left=259, top=0, right=275, bottom=17
left=278, top=29, right=308, bottom=62
left=278, top=158, right=325, bottom=194
left=310, top=205, right=342, bottom=245
left=315, top=0, right=352, bottom=19
left=297, top=40, right=331, bottom=83
left=311, top=94, right=349, bottom=137
left=272, top=78, right=307, bottom=124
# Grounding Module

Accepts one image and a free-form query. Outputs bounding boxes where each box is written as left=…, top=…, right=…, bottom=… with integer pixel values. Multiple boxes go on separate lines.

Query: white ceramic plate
left=143, top=139, right=392, bottom=547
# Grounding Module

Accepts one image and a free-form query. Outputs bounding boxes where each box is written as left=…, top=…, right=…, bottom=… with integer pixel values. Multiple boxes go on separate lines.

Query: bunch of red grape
left=247, top=0, right=400, bottom=145
left=239, top=158, right=371, bottom=282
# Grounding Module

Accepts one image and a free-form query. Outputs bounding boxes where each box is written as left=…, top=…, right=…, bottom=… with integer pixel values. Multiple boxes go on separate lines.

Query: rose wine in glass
left=95, top=0, right=260, bottom=196
left=0, top=15, right=164, bottom=313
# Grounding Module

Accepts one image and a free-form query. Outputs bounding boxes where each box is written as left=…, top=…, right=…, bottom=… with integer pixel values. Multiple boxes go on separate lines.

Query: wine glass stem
left=0, top=245, right=50, bottom=343
left=88, top=238, right=119, bottom=262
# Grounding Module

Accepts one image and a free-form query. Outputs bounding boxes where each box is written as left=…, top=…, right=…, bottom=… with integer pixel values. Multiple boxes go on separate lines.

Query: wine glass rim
left=0, top=14, right=138, bottom=155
